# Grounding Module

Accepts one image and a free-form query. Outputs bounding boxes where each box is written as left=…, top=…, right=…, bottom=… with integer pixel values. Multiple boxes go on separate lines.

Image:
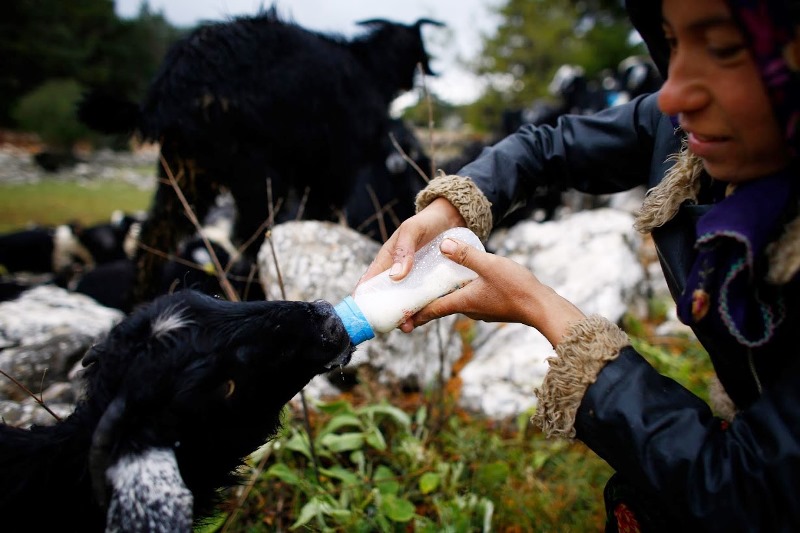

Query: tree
left=0, top=0, right=118, bottom=126
left=12, top=79, right=98, bottom=150
left=0, top=0, right=183, bottom=128
left=464, top=0, right=641, bottom=132
left=87, top=2, right=185, bottom=100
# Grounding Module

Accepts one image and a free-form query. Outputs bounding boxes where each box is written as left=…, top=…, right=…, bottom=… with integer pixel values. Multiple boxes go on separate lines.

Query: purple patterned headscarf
left=727, top=0, right=799, bottom=156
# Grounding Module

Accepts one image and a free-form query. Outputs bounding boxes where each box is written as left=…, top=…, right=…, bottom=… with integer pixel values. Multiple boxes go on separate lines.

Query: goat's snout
left=311, top=300, right=348, bottom=342
left=309, top=300, right=354, bottom=369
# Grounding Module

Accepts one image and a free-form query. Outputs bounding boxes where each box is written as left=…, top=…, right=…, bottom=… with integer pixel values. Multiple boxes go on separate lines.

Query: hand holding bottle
left=409, top=237, right=586, bottom=347
left=358, top=198, right=467, bottom=286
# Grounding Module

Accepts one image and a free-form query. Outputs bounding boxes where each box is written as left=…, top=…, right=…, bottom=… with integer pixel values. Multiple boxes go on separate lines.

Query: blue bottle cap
left=333, top=296, right=375, bottom=346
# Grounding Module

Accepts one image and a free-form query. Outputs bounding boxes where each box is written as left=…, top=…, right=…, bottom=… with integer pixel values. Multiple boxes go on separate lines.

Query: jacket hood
left=626, top=0, right=799, bottom=156
left=625, top=0, right=668, bottom=79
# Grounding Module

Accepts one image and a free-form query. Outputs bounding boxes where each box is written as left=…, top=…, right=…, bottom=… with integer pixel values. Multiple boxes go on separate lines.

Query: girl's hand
left=405, top=238, right=585, bottom=346
left=357, top=197, right=467, bottom=286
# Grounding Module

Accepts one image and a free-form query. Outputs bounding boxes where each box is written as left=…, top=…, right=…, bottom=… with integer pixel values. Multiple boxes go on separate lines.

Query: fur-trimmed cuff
left=708, top=374, right=738, bottom=422
left=415, top=172, right=493, bottom=242
left=767, top=216, right=800, bottom=285
left=532, top=315, right=630, bottom=439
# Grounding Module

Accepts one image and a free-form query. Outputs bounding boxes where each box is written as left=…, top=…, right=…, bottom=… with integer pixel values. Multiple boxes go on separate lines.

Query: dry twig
left=417, top=61, right=437, bottom=177
left=389, top=131, right=430, bottom=185
left=158, top=154, right=239, bottom=302
left=0, top=369, right=61, bottom=422
left=220, top=179, right=323, bottom=530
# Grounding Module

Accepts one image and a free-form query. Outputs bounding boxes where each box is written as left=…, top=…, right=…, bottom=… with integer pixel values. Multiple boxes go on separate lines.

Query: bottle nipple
left=333, top=296, right=375, bottom=345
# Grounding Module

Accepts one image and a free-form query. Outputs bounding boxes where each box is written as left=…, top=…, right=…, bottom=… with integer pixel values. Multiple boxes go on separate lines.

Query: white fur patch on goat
left=200, top=218, right=239, bottom=261
left=151, top=306, right=192, bottom=340
left=52, top=224, right=94, bottom=272
left=123, top=222, right=141, bottom=259
left=105, top=448, right=193, bottom=533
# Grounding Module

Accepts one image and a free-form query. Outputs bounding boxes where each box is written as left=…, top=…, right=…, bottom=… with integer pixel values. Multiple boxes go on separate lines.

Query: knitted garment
left=414, top=172, right=494, bottom=241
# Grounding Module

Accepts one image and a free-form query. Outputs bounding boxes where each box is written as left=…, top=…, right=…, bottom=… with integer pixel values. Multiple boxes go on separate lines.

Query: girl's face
left=657, top=0, right=791, bottom=182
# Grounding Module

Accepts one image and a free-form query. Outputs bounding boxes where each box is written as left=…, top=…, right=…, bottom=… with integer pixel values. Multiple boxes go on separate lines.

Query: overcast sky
left=114, top=0, right=502, bottom=105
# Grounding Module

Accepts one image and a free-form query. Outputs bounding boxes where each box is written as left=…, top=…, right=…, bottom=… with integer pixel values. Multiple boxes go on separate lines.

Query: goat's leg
left=226, top=167, right=281, bottom=259
left=134, top=148, right=218, bottom=303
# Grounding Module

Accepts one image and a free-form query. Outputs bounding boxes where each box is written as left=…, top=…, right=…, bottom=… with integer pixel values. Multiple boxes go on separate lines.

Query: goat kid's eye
left=223, top=379, right=236, bottom=399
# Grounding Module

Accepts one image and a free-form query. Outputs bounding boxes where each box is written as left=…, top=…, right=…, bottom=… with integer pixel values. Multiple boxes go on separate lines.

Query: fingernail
left=440, top=238, right=457, bottom=254
left=389, top=262, right=402, bottom=277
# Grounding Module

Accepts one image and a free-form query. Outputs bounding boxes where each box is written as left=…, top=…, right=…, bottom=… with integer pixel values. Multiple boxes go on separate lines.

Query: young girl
left=360, top=0, right=800, bottom=529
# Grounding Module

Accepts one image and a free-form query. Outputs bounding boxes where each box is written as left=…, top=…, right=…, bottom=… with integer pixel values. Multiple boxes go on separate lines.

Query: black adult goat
left=0, top=290, right=353, bottom=531
left=79, top=9, right=443, bottom=303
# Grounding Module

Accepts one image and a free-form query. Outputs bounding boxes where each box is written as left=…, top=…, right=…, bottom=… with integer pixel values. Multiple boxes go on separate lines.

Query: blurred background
left=1, top=0, right=647, bottom=155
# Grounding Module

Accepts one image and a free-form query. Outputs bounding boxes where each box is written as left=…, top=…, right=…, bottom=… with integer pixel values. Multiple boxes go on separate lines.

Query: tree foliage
left=462, top=0, right=641, bottom=132
left=0, top=0, right=184, bottom=128
left=11, top=79, right=96, bottom=149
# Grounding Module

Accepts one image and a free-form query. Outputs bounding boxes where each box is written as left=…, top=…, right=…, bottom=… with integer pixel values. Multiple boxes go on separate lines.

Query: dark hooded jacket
left=454, top=1, right=800, bottom=530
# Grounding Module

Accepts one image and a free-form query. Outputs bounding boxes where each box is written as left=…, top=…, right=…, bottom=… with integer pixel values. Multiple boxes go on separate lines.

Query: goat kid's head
left=81, top=290, right=353, bottom=530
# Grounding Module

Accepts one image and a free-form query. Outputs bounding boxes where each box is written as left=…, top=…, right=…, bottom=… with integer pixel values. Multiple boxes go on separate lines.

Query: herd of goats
left=0, top=9, right=662, bottom=531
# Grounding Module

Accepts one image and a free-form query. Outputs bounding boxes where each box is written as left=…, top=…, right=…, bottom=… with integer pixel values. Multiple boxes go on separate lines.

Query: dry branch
left=158, top=154, right=239, bottom=302
left=0, top=369, right=61, bottom=422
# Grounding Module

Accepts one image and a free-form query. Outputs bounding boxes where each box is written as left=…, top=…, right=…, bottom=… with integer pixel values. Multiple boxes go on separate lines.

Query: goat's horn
left=415, top=18, right=445, bottom=28
left=90, top=396, right=127, bottom=508
left=355, top=18, right=390, bottom=27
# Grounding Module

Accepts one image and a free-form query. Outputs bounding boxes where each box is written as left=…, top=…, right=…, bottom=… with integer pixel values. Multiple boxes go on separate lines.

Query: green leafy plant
left=202, top=309, right=712, bottom=532
left=213, top=399, right=497, bottom=532
left=206, top=390, right=614, bottom=532
left=11, top=78, right=97, bottom=150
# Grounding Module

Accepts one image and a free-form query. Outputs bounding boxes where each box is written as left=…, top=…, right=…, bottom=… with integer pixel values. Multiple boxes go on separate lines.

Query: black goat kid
left=0, top=290, right=353, bottom=531
left=78, top=10, right=443, bottom=304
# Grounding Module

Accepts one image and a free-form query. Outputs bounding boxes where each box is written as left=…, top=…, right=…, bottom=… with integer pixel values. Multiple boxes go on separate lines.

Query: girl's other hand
left=406, top=238, right=585, bottom=346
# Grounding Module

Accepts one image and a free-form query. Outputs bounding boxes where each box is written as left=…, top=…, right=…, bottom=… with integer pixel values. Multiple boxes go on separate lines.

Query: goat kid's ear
left=105, top=448, right=194, bottom=532
left=82, top=345, right=100, bottom=367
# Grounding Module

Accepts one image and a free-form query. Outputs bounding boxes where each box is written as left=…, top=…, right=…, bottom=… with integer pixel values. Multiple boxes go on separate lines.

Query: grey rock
left=0, top=333, right=93, bottom=400
left=466, top=209, right=649, bottom=418
left=0, top=399, right=73, bottom=427
left=0, top=285, right=124, bottom=349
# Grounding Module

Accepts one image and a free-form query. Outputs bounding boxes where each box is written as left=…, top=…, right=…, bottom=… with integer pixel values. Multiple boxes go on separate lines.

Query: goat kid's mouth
left=323, top=349, right=353, bottom=371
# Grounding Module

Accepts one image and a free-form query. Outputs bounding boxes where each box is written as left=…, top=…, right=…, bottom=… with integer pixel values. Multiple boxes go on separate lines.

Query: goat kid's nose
left=311, top=300, right=348, bottom=337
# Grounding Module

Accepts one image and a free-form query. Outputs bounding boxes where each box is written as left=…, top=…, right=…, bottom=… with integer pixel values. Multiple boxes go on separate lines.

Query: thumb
left=439, top=238, right=488, bottom=274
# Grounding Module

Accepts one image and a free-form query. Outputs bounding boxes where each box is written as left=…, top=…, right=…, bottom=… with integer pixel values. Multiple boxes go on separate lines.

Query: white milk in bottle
left=334, top=227, right=484, bottom=345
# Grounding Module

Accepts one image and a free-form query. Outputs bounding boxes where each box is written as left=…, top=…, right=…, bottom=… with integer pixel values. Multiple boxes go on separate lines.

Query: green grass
left=0, top=180, right=152, bottom=232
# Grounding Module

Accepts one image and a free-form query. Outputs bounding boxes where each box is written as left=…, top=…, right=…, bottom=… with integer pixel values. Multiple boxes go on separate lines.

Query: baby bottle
left=334, top=227, right=485, bottom=345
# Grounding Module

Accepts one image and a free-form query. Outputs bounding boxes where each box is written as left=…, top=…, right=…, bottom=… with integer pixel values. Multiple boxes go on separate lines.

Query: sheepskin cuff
left=415, top=173, right=493, bottom=242
left=532, top=315, right=630, bottom=439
